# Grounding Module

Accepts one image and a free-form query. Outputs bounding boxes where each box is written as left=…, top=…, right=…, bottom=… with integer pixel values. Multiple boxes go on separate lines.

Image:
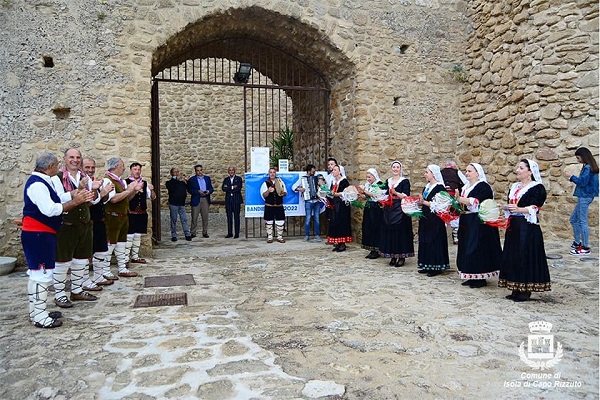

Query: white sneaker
left=570, top=246, right=591, bottom=255
left=303, top=236, right=310, bottom=242
left=313, top=236, right=322, bottom=242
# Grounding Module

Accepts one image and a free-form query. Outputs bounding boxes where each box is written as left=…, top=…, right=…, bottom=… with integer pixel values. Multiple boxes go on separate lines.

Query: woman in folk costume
left=378, top=161, right=414, bottom=266
left=417, top=165, right=450, bottom=276
left=454, top=163, right=502, bottom=288
left=327, top=165, right=353, bottom=252
left=360, top=168, right=384, bottom=259
left=499, top=159, right=550, bottom=302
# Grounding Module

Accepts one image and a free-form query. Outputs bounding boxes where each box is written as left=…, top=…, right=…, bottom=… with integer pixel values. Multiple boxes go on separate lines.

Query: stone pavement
left=0, top=214, right=598, bottom=399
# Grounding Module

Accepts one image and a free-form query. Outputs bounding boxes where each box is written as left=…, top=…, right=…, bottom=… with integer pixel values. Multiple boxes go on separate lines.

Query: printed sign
left=244, top=172, right=305, bottom=217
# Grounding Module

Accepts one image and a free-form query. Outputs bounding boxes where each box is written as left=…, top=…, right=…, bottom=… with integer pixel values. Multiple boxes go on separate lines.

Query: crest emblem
left=519, top=321, right=562, bottom=370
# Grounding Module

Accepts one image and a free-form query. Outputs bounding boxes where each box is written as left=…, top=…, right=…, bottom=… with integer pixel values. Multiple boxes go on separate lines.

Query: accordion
left=301, top=175, right=320, bottom=201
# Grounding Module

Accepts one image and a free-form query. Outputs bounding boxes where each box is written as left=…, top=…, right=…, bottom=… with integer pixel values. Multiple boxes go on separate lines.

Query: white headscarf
left=365, top=168, right=381, bottom=190
left=461, top=162, right=488, bottom=197
left=427, top=164, right=445, bottom=187
left=366, top=168, right=380, bottom=183
left=388, top=160, right=406, bottom=189
left=527, top=159, right=542, bottom=182
left=470, top=163, right=487, bottom=182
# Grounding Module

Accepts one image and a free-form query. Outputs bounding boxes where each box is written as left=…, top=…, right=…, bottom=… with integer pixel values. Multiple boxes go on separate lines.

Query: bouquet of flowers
left=430, top=191, right=463, bottom=224
left=401, top=196, right=424, bottom=218
left=478, top=199, right=508, bottom=228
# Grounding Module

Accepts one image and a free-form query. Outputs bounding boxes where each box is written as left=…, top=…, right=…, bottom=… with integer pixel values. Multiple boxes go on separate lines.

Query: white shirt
left=50, top=170, right=100, bottom=205
left=260, top=179, right=287, bottom=200
left=26, top=172, right=64, bottom=217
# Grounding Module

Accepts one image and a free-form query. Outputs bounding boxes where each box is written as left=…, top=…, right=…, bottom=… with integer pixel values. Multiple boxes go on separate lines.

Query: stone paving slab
left=0, top=219, right=597, bottom=399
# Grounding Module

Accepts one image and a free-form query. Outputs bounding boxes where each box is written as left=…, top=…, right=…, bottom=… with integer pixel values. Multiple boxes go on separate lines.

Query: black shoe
left=225, top=234, right=233, bottom=238
left=191, top=234, right=197, bottom=238
left=332, top=244, right=340, bottom=252
left=389, top=257, right=397, bottom=266
left=185, top=236, right=192, bottom=241
left=203, top=233, right=209, bottom=238
left=417, top=269, right=429, bottom=274
left=427, top=270, right=442, bottom=277
left=505, top=291, right=517, bottom=300
left=469, top=280, right=487, bottom=288
left=365, top=250, right=377, bottom=259
left=395, top=258, right=405, bottom=267
left=461, top=280, right=473, bottom=286
left=48, top=311, right=63, bottom=319
left=513, top=291, right=531, bottom=302
left=337, top=243, right=347, bottom=252
left=171, top=237, right=177, bottom=242
left=234, top=235, right=239, bottom=239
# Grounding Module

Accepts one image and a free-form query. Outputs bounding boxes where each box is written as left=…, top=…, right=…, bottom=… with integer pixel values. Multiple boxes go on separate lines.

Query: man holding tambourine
left=260, top=167, right=288, bottom=243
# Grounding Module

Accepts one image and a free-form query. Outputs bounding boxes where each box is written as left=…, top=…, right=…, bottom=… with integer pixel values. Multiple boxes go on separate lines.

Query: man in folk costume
left=23, top=151, right=93, bottom=327
left=260, top=167, right=288, bottom=243
left=82, top=157, right=115, bottom=287
left=125, top=162, right=156, bottom=264
left=50, top=148, right=103, bottom=308
left=103, top=157, right=143, bottom=278
left=441, top=161, right=467, bottom=245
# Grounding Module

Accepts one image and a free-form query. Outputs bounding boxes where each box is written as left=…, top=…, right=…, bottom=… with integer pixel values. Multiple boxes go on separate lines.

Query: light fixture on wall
left=233, top=63, right=252, bottom=84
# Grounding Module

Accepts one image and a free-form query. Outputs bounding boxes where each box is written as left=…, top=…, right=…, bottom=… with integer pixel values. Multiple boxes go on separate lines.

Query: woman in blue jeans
left=564, top=147, right=599, bottom=255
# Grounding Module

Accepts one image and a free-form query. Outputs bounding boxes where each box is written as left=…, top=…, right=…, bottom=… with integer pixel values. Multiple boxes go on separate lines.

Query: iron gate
left=151, top=38, right=330, bottom=241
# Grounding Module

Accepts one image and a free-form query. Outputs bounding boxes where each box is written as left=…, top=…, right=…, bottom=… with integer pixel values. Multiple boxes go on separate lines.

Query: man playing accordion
left=292, top=164, right=322, bottom=242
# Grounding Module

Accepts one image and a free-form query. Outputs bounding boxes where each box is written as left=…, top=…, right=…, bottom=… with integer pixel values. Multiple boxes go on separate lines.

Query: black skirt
left=379, top=199, right=414, bottom=258
left=498, top=216, right=551, bottom=292
left=361, top=201, right=383, bottom=250
left=456, top=213, right=502, bottom=279
left=418, top=184, right=449, bottom=271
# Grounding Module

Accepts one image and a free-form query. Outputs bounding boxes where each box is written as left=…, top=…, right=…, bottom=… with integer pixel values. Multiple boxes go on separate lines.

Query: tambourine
left=274, top=178, right=285, bottom=196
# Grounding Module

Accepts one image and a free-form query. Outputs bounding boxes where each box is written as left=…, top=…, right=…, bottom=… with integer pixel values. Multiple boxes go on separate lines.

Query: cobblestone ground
left=0, top=213, right=597, bottom=399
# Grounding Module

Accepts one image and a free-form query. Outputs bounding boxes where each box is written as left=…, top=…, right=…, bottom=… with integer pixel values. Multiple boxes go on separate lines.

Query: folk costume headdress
left=505, top=159, right=542, bottom=224
left=365, top=168, right=381, bottom=190
left=424, top=164, right=445, bottom=196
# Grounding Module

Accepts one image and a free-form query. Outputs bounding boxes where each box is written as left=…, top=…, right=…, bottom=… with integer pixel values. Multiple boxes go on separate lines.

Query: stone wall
left=460, top=0, right=599, bottom=239
left=0, top=0, right=597, bottom=260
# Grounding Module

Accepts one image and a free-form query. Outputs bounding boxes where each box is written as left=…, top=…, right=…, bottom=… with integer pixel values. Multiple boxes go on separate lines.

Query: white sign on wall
left=278, top=159, right=289, bottom=173
left=250, top=147, right=270, bottom=173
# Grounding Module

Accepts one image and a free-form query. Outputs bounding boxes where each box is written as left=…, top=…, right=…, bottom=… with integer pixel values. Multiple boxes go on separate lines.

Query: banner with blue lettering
left=244, top=172, right=304, bottom=217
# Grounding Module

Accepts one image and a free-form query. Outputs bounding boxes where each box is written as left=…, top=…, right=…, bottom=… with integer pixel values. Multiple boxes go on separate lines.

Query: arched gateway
left=149, top=7, right=354, bottom=241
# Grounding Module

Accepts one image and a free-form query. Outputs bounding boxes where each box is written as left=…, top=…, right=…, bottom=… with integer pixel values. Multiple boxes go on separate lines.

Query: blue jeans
left=304, top=201, right=320, bottom=237
left=169, top=204, right=190, bottom=238
left=570, top=197, right=594, bottom=247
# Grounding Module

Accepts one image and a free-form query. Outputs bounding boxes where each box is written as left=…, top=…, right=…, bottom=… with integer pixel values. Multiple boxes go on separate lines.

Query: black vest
left=126, top=179, right=148, bottom=211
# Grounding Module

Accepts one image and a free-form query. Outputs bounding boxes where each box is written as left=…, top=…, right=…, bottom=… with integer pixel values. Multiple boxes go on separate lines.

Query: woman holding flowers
left=499, top=159, right=550, bottom=302
left=378, top=161, right=414, bottom=267
left=417, top=165, right=450, bottom=277
left=454, top=163, right=502, bottom=288
left=360, top=168, right=384, bottom=259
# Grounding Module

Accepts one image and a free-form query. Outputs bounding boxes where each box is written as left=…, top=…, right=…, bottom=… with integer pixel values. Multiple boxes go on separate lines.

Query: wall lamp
left=234, top=63, right=252, bottom=84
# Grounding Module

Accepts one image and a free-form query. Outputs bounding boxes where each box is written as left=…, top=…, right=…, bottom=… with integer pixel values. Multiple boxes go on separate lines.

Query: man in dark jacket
left=187, top=164, right=214, bottom=238
left=166, top=167, right=191, bottom=241
left=221, top=166, right=243, bottom=238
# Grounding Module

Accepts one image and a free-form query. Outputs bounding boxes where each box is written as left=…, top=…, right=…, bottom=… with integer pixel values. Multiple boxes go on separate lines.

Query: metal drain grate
left=144, top=274, right=196, bottom=288
left=133, top=293, right=188, bottom=308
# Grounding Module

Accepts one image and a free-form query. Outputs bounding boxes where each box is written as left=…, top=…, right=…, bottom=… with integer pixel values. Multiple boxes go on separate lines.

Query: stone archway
left=149, top=6, right=355, bottom=241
